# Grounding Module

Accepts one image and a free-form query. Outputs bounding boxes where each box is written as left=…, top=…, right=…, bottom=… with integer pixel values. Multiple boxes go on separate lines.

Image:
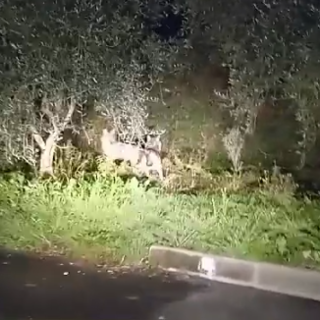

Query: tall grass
left=0, top=172, right=320, bottom=267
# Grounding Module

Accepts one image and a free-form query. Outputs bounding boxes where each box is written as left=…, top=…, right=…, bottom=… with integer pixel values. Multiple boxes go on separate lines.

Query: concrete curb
left=149, top=245, right=320, bottom=302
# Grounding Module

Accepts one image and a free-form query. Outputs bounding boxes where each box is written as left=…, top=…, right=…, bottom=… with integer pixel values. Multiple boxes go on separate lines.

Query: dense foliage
left=1, top=0, right=320, bottom=266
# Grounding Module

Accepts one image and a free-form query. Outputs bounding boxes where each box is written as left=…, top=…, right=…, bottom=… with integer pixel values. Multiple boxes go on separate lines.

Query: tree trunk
left=32, top=98, right=76, bottom=176
left=39, top=133, right=59, bottom=176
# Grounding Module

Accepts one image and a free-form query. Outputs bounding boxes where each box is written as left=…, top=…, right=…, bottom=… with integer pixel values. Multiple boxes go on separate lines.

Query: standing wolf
left=100, top=128, right=164, bottom=181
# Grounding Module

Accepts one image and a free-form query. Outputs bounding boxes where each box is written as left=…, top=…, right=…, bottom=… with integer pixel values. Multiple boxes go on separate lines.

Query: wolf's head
left=101, top=128, right=117, bottom=144
left=145, top=134, right=162, bottom=153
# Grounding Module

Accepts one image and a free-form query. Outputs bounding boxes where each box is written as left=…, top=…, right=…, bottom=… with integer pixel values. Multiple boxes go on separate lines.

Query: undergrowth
left=0, top=168, right=320, bottom=269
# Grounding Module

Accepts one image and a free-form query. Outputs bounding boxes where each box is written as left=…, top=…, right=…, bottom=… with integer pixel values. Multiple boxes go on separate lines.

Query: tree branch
left=29, top=126, right=46, bottom=151
left=60, top=98, right=76, bottom=131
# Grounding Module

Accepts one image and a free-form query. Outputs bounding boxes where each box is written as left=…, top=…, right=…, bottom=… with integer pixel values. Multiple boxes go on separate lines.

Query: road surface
left=0, top=249, right=320, bottom=320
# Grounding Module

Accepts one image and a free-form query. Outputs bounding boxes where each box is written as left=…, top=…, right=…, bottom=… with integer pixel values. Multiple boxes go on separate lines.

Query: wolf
left=100, top=128, right=164, bottom=181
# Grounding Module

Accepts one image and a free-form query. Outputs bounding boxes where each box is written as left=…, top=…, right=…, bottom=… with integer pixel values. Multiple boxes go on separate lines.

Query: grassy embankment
left=0, top=165, right=319, bottom=269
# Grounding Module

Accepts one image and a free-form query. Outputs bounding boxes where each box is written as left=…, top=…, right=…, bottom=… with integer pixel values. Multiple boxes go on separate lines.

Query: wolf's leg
left=157, top=168, right=164, bottom=181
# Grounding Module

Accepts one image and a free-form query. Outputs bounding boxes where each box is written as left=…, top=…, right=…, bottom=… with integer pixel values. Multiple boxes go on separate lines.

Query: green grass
left=0, top=172, right=320, bottom=268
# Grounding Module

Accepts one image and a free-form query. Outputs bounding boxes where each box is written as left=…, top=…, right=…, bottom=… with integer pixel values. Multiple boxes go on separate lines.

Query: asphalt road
left=0, top=249, right=320, bottom=320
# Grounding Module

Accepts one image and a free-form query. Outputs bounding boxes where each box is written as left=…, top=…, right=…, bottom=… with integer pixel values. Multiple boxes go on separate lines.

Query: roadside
left=0, top=248, right=207, bottom=320
left=1, top=248, right=320, bottom=320
left=1, top=173, right=320, bottom=269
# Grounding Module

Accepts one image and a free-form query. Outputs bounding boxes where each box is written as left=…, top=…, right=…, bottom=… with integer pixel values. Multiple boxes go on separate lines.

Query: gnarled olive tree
left=183, top=0, right=320, bottom=171
left=1, top=0, right=320, bottom=175
left=0, top=0, right=180, bottom=175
